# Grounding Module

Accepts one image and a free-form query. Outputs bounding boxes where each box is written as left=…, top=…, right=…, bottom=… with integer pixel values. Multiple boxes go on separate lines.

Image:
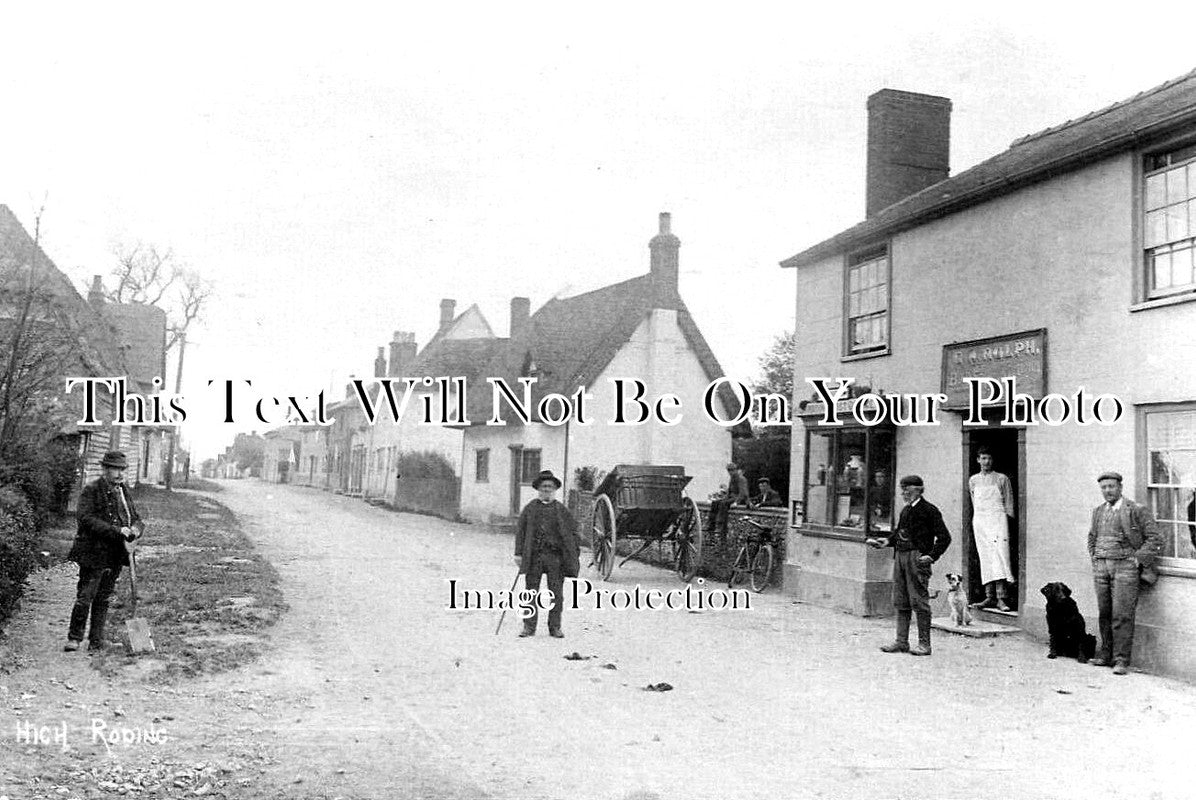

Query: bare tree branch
left=106, top=241, right=210, bottom=354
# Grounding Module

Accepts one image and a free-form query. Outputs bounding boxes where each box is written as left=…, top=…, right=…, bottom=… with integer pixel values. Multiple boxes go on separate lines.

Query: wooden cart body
left=589, top=464, right=702, bottom=581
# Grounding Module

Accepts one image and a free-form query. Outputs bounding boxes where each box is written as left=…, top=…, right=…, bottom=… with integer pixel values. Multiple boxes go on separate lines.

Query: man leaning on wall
left=1087, top=471, right=1163, bottom=676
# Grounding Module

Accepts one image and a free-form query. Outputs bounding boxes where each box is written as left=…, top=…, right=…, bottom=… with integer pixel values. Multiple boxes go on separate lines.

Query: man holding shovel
left=65, top=451, right=144, bottom=652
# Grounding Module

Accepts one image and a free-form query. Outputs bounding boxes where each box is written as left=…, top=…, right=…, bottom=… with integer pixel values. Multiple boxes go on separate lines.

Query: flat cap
left=899, top=474, right=924, bottom=488
left=1097, top=471, right=1123, bottom=483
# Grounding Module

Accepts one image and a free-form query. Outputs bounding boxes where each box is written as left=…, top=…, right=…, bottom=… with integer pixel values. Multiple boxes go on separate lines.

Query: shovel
left=124, top=526, right=155, bottom=654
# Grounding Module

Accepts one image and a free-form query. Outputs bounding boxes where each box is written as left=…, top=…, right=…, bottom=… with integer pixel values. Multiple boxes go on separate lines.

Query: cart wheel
left=673, top=497, right=702, bottom=582
left=750, top=543, right=774, bottom=593
left=591, top=494, right=616, bottom=581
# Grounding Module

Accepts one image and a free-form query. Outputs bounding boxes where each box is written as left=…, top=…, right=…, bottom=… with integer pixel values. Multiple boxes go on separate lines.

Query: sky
left=3, top=2, right=1195, bottom=460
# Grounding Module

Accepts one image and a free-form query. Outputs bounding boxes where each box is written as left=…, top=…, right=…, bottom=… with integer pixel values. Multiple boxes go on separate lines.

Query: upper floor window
left=845, top=247, right=889, bottom=355
left=1144, top=144, right=1196, bottom=299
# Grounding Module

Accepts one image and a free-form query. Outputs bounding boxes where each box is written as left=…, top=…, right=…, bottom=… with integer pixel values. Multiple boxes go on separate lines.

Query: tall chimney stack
left=648, top=212, right=680, bottom=309
left=865, top=90, right=951, bottom=217
left=374, top=347, right=387, bottom=378
left=388, top=331, right=417, bottom=377
left=510, top=297, right=530, bottom=339
left=439, top=298, right=456, bottom=331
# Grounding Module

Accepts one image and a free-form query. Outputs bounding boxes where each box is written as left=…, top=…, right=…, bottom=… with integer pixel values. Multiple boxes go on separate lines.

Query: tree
left=751, top=330, right=795, bottom=400
left=105, top=242, right=211, bottom=354
left=105, top=241, right=212, bottom=489
left=0, top=204, right=92, bottom=512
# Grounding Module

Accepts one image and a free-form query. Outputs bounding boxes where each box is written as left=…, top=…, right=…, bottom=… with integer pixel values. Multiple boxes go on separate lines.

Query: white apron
left=972, top=479, right=1015, bottom=584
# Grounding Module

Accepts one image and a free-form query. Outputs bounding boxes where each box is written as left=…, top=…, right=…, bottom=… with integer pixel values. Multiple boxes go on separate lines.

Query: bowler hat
left=100, top=451, right=128, bottom=469
left=1097, top=471, right=1123, bottom=483
left=899, top=474, right=924, bottom=488
left=532, top=470, right=562, bottom=489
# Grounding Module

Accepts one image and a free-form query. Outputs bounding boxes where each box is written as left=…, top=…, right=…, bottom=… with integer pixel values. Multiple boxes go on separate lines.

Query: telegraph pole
left=164, top=332, right=187, bottom=490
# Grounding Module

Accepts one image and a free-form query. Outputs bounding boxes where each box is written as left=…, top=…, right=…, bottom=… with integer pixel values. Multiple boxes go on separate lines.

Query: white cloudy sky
left=2, top=2, right=1194, bottom=459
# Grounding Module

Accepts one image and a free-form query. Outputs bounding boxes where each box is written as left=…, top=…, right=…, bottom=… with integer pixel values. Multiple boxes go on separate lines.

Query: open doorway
left=963, top=425, right=1023, bottom=613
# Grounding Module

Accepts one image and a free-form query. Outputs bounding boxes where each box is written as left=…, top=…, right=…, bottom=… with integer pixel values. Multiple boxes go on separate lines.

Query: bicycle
left=727, top=517, right=775, bottom=592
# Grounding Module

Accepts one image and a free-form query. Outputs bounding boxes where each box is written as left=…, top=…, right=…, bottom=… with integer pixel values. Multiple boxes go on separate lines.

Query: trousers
left=1092, top=556, right=1140, bottom=664
left=525, top=549, right=565, bottom=632
left=68, top=565, right=122, bottom=645
left=891, top=549, right=931, bottom=613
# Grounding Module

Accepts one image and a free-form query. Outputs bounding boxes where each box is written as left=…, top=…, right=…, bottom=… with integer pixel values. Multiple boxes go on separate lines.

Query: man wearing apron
left=969, top=447, right=1016, bottom=611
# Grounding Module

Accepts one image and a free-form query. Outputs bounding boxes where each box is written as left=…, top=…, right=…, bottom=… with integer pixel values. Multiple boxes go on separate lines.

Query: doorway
left=962, top=425, right=1024, bottom=613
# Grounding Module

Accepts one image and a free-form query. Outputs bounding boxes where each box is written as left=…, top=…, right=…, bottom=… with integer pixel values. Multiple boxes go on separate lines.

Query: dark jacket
left=753, top=488, right=783, bottom=508
left=884, top=498, right=951, bottom=562
left=1086, top=498, right=1163, bottom=567
left=68, top=477, right=142, bottom=569
left=515, top=499, right=580, bottom=577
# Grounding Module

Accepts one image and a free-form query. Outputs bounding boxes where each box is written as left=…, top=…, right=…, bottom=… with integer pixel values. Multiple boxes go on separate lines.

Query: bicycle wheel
left=591, top=494, right=616, bottom=581
left=728, top=546, right=749, bottom=588
left=750, top=544, right=774, bottom=592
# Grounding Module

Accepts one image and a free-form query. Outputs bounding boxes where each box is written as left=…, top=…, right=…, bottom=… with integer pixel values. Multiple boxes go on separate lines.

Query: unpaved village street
left=4, top=479, right=1195, bottom=799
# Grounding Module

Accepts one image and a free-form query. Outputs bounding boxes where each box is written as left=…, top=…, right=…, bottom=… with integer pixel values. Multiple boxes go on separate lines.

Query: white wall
left=788, top=152, right=1196, bottom=671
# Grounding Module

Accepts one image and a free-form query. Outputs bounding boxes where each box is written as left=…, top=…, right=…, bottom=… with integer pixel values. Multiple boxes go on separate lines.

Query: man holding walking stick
left=512, top=470, right=579, bottom=638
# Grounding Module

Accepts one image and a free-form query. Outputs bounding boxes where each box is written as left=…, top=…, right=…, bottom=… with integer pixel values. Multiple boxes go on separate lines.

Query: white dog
left=945, top=573, right=972, bottom=626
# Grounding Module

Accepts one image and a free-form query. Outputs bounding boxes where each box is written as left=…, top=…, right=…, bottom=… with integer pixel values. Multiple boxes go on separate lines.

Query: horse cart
left=589, top=464, right=703, bottom=582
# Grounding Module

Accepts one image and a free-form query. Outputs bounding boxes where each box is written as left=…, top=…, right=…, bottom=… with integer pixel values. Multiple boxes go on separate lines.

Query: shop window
left=844, top=246, right=890, bottom=356
left=1144, top=144, right=1196, bottom=300
left=1143, top=406, right=1196, bottom=560
left=804, top=426, right=896, bottom=533
left=476, top=448, right=490, bottom=483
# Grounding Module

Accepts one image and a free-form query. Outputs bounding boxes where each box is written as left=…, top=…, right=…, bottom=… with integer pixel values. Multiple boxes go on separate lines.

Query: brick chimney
left=510, top=297, right=530, bottom=339
left=439, top=299, right=456, bottom=331
left=865, top=90, right=951, bottom=217
left=88, top=275, right=105, bottom=307
left=374, top=347, right=387, bottom=378
left=648, top=212, right=680, bottom=308
left=388, top=331, right=417, bottom=377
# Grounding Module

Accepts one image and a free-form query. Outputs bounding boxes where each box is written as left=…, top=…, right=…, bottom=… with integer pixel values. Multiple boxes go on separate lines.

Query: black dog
left=1040, top=582, right=1097, bottom=663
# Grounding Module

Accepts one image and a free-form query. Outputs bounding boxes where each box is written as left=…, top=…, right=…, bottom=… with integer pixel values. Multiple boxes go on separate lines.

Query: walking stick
left=494, top=569, right=523, bottom=635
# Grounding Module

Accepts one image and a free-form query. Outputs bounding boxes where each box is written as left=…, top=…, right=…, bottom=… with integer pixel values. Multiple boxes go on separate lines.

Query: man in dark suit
left=1087, top=471, right=1163, bottom=675
left=514, top=470, right=579, bottom=638
left=867, top=474, right=951, bottom=656
left=751, top=477, right=783, bottom=508
left=66, top=451, right=144, bottom=652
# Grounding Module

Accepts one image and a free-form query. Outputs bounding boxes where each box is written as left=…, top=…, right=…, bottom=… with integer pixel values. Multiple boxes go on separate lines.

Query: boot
left=995, top=580, right=1011, bottom=612
left=87, top=602, right=110, bottom=649
left=909, top=611, right=932, bottom=656
left=974, top=582, right=998, bottom=609
left=880, top=610, right=911, bottom=653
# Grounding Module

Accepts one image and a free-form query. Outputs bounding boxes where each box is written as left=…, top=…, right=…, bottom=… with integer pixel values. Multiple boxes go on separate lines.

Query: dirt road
left=4, top=480, right=1196, bottom=799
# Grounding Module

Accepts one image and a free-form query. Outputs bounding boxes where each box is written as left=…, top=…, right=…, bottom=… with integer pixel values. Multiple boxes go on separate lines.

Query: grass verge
left=89, top=485, right=286, bottom=681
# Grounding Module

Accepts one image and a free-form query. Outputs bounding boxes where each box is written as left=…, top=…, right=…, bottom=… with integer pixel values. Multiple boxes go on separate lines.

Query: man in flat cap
left=514, top=470, right=579, bottom=638
left=867, top=475, right=952, bottom=656
left=1087, top=471, right=1163, bottom=675
left=65, top=451, right=144, bottom=652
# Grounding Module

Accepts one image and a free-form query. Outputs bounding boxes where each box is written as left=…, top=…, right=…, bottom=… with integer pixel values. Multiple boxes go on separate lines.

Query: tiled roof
left=100, top=301, right=167, bottom=390
left=461, top=274, right=745, bottom=432
left=0, top=204, right=124, bottom=375
left=782, top=68, right=1196, bottom=268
